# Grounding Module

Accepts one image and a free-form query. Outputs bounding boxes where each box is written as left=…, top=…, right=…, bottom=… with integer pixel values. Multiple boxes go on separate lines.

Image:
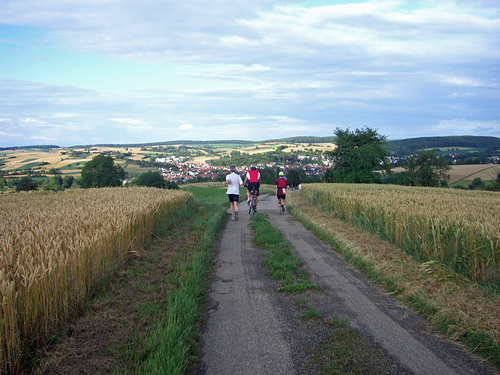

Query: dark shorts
left=277, top=194, right=286, bottom=200
left=247, top=182, right=260, bottom=196
left=228, top=194, right=239, bottom=203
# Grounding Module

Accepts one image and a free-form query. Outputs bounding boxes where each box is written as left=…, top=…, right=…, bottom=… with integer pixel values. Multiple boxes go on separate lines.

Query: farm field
left=390, top=164, right=499, bottom=184
left=447, top=164, right=499, bottom=184
left=0, top=187, right=192, bottom=373
left=300, top=183, right=499, bottom=284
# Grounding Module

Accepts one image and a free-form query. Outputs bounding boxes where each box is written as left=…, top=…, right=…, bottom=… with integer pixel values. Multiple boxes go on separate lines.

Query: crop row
left=0, top=187, right=191, bottom=373
left=300, top=183, right=499, bottom=285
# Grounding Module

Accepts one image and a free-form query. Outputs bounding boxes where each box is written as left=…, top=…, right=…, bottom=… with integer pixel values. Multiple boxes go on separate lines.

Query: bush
left=132, top=171, right=166, bottom=188
left=16, top=176, right=38, bottom=192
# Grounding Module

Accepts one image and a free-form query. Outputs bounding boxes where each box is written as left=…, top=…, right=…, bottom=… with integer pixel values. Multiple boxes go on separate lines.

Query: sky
left=0, top=0, right=499, bottom=147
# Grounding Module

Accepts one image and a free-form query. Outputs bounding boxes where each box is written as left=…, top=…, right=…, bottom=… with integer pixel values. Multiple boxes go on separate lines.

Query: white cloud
left=22, top=118, right=45, bottom=124
left=432, top=119, right=500, bottom=136
left=111, top=118, right=146, bottom=125
left=1, top=2, right=499, bottom=145
left=30, top=135, right=53, bottom=141
left=2, top=0, right=498, bottom=66
left=0, top=130, right=22, bottom=137
left=47, top=112, right=78, bottom=118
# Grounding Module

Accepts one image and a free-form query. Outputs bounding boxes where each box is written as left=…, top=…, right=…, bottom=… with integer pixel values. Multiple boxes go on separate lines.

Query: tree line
left=3, top=129, right=499, bottom=193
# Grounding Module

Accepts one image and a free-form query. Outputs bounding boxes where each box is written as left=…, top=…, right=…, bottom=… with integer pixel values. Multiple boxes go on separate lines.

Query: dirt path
left=198, top=194, right=494, bottom=375
left=199, top=197, right=295, bottom=374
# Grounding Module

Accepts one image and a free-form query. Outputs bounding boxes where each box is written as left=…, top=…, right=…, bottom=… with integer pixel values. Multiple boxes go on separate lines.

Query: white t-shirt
left=226, top=173, right=243, bottom=195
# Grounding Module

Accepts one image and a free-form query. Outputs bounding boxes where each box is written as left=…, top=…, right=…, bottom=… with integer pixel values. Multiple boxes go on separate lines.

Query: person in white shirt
left=223, top=164, right=243, bottom=222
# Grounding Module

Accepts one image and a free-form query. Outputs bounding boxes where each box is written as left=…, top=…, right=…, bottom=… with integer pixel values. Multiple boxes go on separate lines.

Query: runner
left=223, top=164, right=243, bottom=222
left=276, top=171, right=289, bottom=214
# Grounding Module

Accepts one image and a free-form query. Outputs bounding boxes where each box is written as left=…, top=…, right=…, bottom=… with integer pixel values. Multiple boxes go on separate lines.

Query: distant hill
left=2, top=135, right=498, bottom=153
left=69, top=140, right=257, bottom=148
left=384, top=136, right=500, bottom=155
left=0, top=145, right=60, bottom=151
left=267, top=136, right=336, bottom=144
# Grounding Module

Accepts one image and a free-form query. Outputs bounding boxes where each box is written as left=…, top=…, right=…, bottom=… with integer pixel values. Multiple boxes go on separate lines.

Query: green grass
left=250, top=213, right=320, bottom=294
left=19, top=162, right=46, bottom=169
left=309, top=317, right=390, bottom=375
left=58, top=162, right=84, bottom=170
left=300, top=308, right=323, bottom=320
left=124, top=166, right=158, bottom=178
left=291, top=298, right=391, bottom=374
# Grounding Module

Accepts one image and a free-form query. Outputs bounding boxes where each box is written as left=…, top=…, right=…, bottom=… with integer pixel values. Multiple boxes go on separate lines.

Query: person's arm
left=223, top=175, right=230, bottom=185
left=239, top=176, right=243, bottom=186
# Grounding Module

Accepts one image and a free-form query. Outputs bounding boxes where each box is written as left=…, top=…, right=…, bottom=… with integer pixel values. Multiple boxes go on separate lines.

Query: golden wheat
left=301, top=183, right=500, bottom=284
left=0, top=187, right=191, bottom=373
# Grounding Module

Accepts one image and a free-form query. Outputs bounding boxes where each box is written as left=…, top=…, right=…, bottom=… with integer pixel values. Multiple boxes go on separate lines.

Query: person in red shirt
left=244, top=165, right=261, bottom=212
left=276, top=171, right=289, bottom=214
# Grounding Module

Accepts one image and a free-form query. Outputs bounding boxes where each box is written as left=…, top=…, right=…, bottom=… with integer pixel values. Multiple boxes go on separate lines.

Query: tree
left=80, top=155, right=125, bottom=188
left=287, top=169, right=300, bottom=187
left=165, top=180, right=179, bottom=190
left=40, top=176, right=63, bottom=191
left=260, top=167, right=279, bottom=185
left=16, top=176, right=38, bottom=192
left=132, top=171, right=166, bottom=188
left=468, top=177, right=485, bottom=190
left=327, top=127, right=388, bottom=183
left=62, top=175, right=75, bottom=190
left=323, top=168, right=335, bottom=183
left=405, top=150, right=451, bottom=187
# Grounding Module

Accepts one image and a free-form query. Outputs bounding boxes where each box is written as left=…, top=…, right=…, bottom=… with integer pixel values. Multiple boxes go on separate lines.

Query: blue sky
left=1, top=0, right=499, bottom=147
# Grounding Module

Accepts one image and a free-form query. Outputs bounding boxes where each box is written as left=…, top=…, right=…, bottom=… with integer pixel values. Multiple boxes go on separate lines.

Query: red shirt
left=276, top=177, right=288, bottom=195
left=247, top=169, right=260, bottom=183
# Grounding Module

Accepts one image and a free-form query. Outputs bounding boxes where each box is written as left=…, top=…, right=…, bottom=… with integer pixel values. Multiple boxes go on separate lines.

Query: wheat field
left=301, top=183, right=500, bottom=285
left=0, top=187, right=191, bottom=373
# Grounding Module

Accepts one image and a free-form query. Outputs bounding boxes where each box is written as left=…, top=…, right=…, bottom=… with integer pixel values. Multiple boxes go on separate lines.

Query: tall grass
left=0, top=187, right=191, bottom=374
left=301, top=184, right=499, bottom=286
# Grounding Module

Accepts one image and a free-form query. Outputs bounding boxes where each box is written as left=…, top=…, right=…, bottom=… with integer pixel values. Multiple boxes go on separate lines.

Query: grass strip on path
left=288, top=191, right=500, bottom=370
left=250, top=213, right=320, bottom=294
left=310, top=316, right=390, bottom=375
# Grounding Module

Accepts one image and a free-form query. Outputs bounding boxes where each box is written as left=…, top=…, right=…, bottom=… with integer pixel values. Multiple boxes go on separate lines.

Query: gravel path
left=197, top=194, right=495, bottom=375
